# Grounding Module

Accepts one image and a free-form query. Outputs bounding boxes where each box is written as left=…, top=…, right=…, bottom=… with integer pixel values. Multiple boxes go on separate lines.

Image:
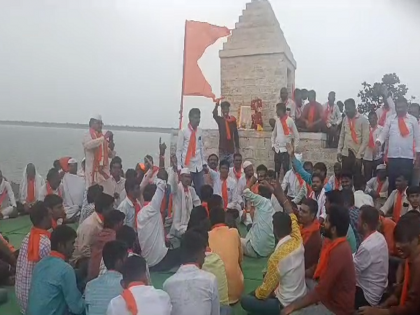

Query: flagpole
left=179, top=20, right=188, bottom=130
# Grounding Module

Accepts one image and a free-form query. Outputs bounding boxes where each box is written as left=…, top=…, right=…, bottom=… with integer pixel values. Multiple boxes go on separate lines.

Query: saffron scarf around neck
left=307, top=103, right=316, bottom=125
left=28, top=227, right=51, bottom=262
left=369, top=126, right=377, bottom=148
left=400, top=259, right=410, bottom=306
left=398, top=116, right=410, bottom=137
left=378, top=107, right=389, bottom=126
left=301, top=220, right=320, bottom=244
left=224, top=116, right=236, bottom=140
left=324, top=104, right=333, bottom=122
left=393, top=190, right=405, bottom=222
left=89, top=128, right=109, bottom=182
left=47, top=182, right=61, bottom=197
left=348, top=117, right=359, bottom=144
left=313, top=237, right=346, bottom=279
left=221, top=178, right=228, bottom=209
left=334, top=177, right=341, bottom=190
left=122, top=281, right=145, bottom=315
left=185, top=124, right=197, bottom=167
left=279, top=116, right=290, bottom=135
left=233, top=167, right=242, bottom=181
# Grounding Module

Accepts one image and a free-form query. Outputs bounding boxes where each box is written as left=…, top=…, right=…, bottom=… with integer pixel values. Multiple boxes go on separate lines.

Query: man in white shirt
left=376, top=85, right=396, bottom=127
left=176, top=108, right=207, bottom=198
left=363, top=111, right=383, bottom=181
left=228, top=153, right=244, bottom=182
left=168, top=168, right=201, bottom=238
left=323, top=91, right=343, bottom=148
left=308, top=173, right=327, bottom=223
left=366, top=164, right=389, bottom=206
left=207, top=160, right=239, bottom=211
left=62, top=158, right=85, bottom=220
left=376, top=96, right=420, bottom=195
left=137, top=171, right=181, bottom=272
left=107, top=255, right=172, bottom=315
left=0, top=170, right=17, bottom=219
left=353, top=174, right=374, bottom=209
left=280, top=87, right=296, bottom=120
left=102, top=157, right=126, bottom=208
left=271, top=103, right=300, bottom=179
left=118, top=178, right=141, bottom=229
left=353, top=205, right=388, bottom=308
left=380, top=174, right=410, bottom=222
left=163, top=229, right=222, bottom=315
left=19, top=163, right=45, bottom=213
left=37, top=168, right=64, bottom=202
left=281, top=154, right=306, bottom=204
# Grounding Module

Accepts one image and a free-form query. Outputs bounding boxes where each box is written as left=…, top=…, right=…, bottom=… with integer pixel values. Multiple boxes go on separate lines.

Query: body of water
left=0, top=125, right=172, bottom=183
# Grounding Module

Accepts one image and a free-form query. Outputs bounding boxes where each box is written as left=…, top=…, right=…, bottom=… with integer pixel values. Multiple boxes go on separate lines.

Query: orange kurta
left=208, top=225, right=244, bottom=304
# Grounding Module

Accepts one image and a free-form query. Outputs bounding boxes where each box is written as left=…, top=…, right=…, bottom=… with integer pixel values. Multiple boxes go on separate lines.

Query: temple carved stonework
left=220, top=0, right=296, bottom=129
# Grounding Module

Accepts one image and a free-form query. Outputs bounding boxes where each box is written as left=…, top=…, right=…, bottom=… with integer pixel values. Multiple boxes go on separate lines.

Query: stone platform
left=170, top=130, right=337, bottom=174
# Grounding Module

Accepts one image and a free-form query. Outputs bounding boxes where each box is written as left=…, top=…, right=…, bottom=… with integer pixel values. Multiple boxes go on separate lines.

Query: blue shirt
left=26, top=256, right=84, bottom=315
left=244, top=188, right=275, bottom=257
left=85, top=270, right=123, bottom=315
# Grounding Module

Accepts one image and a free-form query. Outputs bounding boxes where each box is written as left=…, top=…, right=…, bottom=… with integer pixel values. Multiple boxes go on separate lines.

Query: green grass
left=0, top=216, right=267, bottom=315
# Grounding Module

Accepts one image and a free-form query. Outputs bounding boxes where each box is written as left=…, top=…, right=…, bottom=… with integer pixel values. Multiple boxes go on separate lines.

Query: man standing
left=338, top=98, right=370, bottom=174
left=323, top=91, right=342, bottom=148
left=376, top=97, right=420, bottom=194
left=176, top=108, right=207, bottom=197
left=280, top=87, right=296, bottom=120
left=83, top=115, right=114, bottom=188
left=363, top=111, right=383, bottom=181
left=271, top=103, right=300, bottom=179
left=213, top=101, right=240, bottom=166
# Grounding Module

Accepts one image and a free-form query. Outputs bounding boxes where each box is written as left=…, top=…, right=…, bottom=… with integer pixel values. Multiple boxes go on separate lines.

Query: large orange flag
left=182, top=20, right=230, bottom=99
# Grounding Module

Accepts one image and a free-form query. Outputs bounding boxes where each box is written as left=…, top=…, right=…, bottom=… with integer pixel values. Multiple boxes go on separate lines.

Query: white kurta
left=82, top=131, right=115, bottom=188
left=208, top=169, right=240, bottom=210
left=0, top=179, right=17, bottom=217
left=168, top=169, right=201, bottom=238
left=62, top=173, right=86, bottom=218
left=102, top=176, right=126, bottom=208
left=19, top=166, right=45, bottom=205
left=37, top=183, right=64, bottom=202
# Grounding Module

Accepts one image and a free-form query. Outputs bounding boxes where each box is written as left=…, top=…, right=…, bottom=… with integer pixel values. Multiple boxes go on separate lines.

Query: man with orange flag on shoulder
left=297, top=90, right=324, bottom=132
left=19, top=163, right=45, bottom=214
left=176, top=108, right=207, bottom=198
left=83, top=115, right=115, bottom=188
left=338, top=98, right=369, bottom=175
left=213, top=100, right=240, bottom=167
left=107, top=255, right=171, bottom=315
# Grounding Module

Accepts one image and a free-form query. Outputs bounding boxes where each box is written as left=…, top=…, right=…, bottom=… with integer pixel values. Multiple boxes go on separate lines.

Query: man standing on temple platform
left=213, top=100, right=240, bottom=167
left=297, top=90, right=324, bottom=132
left=363, top=111, right=383, bottom=181
left=176, top=108, right=207, bottom=197
left=337, top=98, right=369, bottom=175
left=376, top=97, right=420, bottom=195
left=280, top=87, right=296, bottom=120
left=323, top=91, right=342, bottom=148
left=83, top=115, right=115, bottom=188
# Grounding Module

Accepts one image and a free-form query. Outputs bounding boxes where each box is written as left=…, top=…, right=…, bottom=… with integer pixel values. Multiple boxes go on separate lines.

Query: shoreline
left=0, top=120, right=178, bottom=134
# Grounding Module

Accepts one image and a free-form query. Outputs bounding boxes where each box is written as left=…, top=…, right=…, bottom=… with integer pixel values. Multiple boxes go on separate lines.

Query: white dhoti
left=62, top=173, right=85, bottom=219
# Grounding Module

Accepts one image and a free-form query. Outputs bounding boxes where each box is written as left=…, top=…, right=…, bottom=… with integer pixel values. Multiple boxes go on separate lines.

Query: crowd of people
left=0, top=84, right=419, bottom=315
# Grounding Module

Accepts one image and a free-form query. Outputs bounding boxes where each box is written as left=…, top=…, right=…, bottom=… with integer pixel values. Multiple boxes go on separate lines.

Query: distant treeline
left=0, top=120, right=177, bottom=134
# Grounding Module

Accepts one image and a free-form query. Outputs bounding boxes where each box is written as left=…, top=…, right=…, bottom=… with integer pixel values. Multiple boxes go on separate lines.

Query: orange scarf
left=50, top=250, right=65, bottom=260
left=122, top=281, right=144, bottom=315
left=369, top=126, right=376, bottom=148
left=307, top=104, right=316, bottom=125
left=46, top=182, right=61, bottom=197
left=393, top=190, right=404, bottom=222
left=51, top=218, right=58, bottom=229
left=324, top=104, right=333, bottom=122
left=334, top=177, right=341, bottom=190
left=378, top=107, right=389, bottom=126
left=295, top=173, right=304, bottom=187
left=398, top=116, right=410, bottom=137
left=400, top=259, right=410, bottom=306
left=224, top=116, right=236, bottom=140
left=222, top=178, right=228, bottom=209
left=129, top=197, right=141, bottom=228
left=306, top=182, right=312, bottom=197
left=185, top=124, right=197, bottom=167
left=348, top=117, right=358, bottom=144
left=376, top=178, right=384, bottom=195
left=314, top=237, right=346, bottom=279
left=0, top=234, right=15, bottom=253
left=233, top=167, right=242, bottom=180
left=89, top=128, right=109, bottom=182
left=300, top=220, right=320, bottom=244
left=27, top=227, right=51, bottom=262
left=202, top=201, right=209, bottom=216
left=0, top=190, right=8, bottom=206
left=280, top=116, right=290, bottom=135
left=59, top=157, right=71, bottom=173
left=27, top=179, right=36, bottom=203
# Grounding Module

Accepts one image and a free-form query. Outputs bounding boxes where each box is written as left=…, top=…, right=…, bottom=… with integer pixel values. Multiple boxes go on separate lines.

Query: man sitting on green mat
left=240, top=180, right=307, bottom=315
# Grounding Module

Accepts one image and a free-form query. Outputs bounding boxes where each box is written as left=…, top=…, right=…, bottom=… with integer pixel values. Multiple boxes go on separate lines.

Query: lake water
left=0, top=125, right=172, bottom=182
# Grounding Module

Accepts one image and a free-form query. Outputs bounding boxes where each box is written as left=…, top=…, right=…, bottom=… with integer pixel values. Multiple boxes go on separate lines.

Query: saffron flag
left=182, top=20, right=230, bottom=100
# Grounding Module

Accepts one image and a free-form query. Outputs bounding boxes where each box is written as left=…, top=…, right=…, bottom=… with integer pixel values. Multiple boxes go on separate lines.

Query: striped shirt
left=85, top=270, right=123, bottom=315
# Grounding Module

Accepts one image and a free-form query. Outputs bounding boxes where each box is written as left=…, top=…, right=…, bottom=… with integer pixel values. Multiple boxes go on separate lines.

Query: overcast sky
left=0, top=0, right=419, bottom=129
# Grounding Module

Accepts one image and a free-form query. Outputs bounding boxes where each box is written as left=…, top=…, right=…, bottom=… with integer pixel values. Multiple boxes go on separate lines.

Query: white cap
left=376, top=164, right=386, bottom=170
left=68, top=158, right=77, bottom=164
left=295, top=153, right=303, bottom=162
left=242, top=161, right=253, bottom=169
left=180, top=168, right=190, bottom=175
left=91, top=114, right=102, bottom=121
